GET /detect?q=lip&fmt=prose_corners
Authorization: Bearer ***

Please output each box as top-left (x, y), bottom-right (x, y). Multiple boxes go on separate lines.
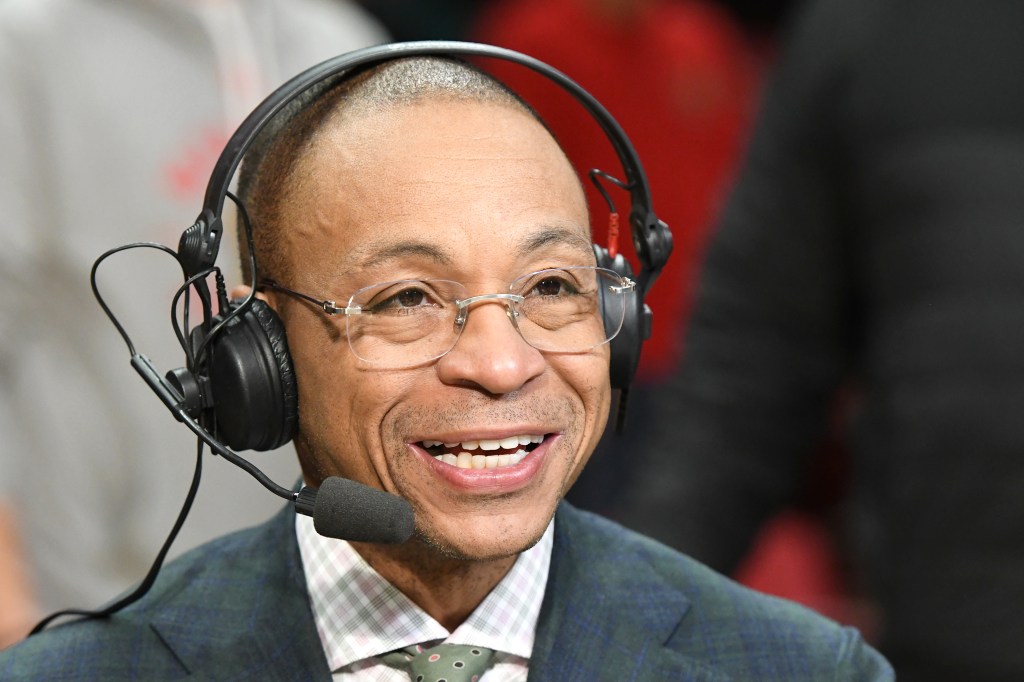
top-left (408, 432), bottom-right (559, 493)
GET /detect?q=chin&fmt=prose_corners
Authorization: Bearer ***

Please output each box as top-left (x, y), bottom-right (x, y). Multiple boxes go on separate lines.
top-left (414, 508), bottom-right (553, 562)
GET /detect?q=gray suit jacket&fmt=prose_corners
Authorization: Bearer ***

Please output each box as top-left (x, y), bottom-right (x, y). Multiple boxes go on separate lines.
top-left (0, 503), bottom-right (892, 680)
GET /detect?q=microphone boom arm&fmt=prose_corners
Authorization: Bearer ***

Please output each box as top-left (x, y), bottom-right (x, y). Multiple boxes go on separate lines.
top-left (131, 353), bottom-right (301, 504)
top-left (129, 353), bottom-right (413, 541)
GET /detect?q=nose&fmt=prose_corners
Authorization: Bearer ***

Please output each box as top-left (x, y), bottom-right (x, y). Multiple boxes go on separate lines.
top-left (435, 297), bottom-right (545, 394)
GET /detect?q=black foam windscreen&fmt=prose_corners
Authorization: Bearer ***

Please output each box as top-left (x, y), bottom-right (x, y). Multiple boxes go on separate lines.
top-left (313, 477), bottom-right (415, 544)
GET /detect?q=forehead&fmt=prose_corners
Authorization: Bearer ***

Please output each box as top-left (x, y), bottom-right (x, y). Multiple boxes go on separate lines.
top-left (281, 98), bottom-right (591, 286)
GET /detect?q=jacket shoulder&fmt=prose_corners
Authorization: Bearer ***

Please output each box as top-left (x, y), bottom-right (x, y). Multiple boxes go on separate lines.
top-left (550, 504), bottom-right (893, 680)
top-left (0, 514), bottom-right (293, 679)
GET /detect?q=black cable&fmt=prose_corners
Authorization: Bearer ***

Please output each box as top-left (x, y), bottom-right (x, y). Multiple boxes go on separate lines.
top-left (228, 189), bottom-right (259, 291)
top-left (90, 242), bottom-right (183, 356)
top-left (189, 190), bottom-right (259, 365)
top-left (588, 168), bottom-right (632, 215)
top-left (168, 399), bottom-right (298, 502)
top-left (34, 240), bottom-right (206, 635)
top-left (170, 266), bottom-right (218, 369)
top-left (30, 436), bottom-right (204, 634)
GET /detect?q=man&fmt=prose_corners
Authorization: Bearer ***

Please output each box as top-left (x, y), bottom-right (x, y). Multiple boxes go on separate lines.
top-left (0, 55), bottom-right (891, 680)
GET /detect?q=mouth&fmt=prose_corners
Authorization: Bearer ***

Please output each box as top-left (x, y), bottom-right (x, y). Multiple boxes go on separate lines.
top-left (418, 434), bottom-right (547, 470)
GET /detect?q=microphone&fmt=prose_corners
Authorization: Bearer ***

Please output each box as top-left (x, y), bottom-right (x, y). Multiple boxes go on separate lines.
top-left (131, 353), bottom-right (415, 544)
top-left (299, 477), bottom-right (415, 544)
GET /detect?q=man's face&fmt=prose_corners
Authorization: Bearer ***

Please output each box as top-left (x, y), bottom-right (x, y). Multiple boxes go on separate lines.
top-left (271, 98), bottom-right (611, 561)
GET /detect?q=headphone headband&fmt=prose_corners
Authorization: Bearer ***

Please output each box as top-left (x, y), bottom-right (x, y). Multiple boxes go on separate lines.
top-left (186, 41), bottom-right (671, 296)
top-left (159, 39), bottom-right (676, 458)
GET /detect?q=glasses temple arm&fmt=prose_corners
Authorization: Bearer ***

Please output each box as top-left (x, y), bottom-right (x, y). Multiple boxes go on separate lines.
top-left (260, 279), bottom-right (345, 314)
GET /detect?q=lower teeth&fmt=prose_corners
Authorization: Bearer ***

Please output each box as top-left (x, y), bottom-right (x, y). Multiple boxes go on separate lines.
top-left (434, 449), bottom-right (529, 469)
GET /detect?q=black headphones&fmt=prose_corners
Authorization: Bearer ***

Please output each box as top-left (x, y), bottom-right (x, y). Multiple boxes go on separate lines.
top-left (175, 41), bottom-right (673, 452)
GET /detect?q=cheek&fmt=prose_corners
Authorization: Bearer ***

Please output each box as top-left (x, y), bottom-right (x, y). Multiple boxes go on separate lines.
top-left (288, 321), bottom-right (423, 483)
top-left (283, 315), bottom-right (366, 471)
top-left (552, 352), bottom-right (612, 445)
top-left (287, 321), bottom-right (345, 422)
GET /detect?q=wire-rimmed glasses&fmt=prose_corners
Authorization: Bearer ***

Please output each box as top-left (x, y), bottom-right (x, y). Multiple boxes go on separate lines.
top-left (262, 266), bottom-right (635, 369)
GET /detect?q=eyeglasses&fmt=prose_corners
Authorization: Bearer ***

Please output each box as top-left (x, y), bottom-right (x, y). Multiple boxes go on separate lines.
top-left (262, 266), bottom-right (635, 369)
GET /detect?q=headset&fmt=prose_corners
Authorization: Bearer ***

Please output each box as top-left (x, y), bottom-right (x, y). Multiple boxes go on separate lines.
top-left (32, 40), bottom-right (673, 635)
top-left (175, 40), bottom-right (673, 452)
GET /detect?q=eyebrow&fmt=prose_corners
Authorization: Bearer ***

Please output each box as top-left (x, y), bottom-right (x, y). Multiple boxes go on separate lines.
top-left (351, 240), bottom-right (453, 270)
top-left (515, 226), bottom-right (593, 258)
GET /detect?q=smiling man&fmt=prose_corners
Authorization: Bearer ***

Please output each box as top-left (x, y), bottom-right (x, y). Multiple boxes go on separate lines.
top-left (258, 74), bottom-right (610, 641)
top-left (0, 55), bottom-right (892, 680)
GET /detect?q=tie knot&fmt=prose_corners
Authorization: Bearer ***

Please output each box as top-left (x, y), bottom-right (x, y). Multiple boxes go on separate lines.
top-left (383, 642), bottom-right (495, 682)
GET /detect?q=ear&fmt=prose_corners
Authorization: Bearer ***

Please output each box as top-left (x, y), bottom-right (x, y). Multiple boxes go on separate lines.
top-left (230, 284), bottom-right (269, 302)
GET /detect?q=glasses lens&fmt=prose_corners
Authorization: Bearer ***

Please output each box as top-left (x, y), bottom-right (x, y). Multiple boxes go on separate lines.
top-left (510, 267), bottom-right (626, 353)
top-left (346, 279), bottom-right (467, 367)
top-left (342, 268), bottom-right (628, 366)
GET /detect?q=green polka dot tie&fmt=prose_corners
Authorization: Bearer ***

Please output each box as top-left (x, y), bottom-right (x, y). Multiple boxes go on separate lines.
top-left (382, 643), bottom-right (495, 682)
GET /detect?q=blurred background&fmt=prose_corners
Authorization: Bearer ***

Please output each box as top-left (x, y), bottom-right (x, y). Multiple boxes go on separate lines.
top-left (5, 1), bottom-right (1024, 680)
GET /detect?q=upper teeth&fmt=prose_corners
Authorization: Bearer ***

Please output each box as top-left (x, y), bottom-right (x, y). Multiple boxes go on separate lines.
top-left (422, 434), bottom-right (545, 470)
top-left (424, 434), bottom-right (543, 451)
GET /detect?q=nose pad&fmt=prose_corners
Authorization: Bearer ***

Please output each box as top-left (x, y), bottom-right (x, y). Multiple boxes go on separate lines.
top-left (457, 299), bottom-right (525, 344)
top-left (452, 293), bottom-right (525, 337)
top-left (505, 303), bottom-right (521, 326)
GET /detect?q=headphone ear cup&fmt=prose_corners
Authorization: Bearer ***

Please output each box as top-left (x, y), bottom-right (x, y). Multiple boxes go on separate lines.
top-left (593, 244), bottom-right (649, 392)
top-left (205, 299), bottom-right (298, 451)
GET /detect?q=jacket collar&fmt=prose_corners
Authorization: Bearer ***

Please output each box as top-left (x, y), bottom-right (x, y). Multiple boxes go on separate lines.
top-left (150, 505), bottom-right (330, 679)
top-left (148, 502), bottom-right (728, 680)
top-left (529, 503), bottom-right (730, 681)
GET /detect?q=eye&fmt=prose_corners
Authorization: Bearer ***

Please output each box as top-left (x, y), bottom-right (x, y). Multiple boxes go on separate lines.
top-left (526, 274), bottom-right (579, 297)
top-left (367, 285), bottom-right (437, 313)
top-left (391, 288), bottom-right (426, 307)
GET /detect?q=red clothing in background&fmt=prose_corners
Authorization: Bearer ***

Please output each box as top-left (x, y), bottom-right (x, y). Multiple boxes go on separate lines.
top-left (473, 0), bottom-right (757, 377)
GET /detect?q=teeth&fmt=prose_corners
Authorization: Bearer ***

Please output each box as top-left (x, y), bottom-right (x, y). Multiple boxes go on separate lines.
top-left (419, 432), bottom-right (548, 458)
top-left (434, 449), bottom-right (533, 470)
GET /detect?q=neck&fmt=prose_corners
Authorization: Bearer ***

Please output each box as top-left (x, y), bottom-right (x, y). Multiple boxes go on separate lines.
top-left (350, 539), bottom-right (518, 632)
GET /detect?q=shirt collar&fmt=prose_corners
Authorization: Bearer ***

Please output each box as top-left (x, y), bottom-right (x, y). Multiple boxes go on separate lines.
top-left (296, 511), bottom-right (554, 673)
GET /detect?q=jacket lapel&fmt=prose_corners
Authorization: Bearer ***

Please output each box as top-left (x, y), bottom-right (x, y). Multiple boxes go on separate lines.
top-left (150, 506), bottom-right (331, 680)
top-left (529, 504), bottom-right (731, 682)
top-left (146, 502), bottom-right (730, 680)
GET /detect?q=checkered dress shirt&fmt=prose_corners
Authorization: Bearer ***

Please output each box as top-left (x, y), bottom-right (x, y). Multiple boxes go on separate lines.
top-left (295, 513), bottom-right (553, 681)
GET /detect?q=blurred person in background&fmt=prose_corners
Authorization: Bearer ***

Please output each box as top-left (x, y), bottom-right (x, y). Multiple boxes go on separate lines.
top-left (0, 0), bottom-right (386, 648)
top-left (470, 0), bottom-right (759, 513)
top-left (617, 0), bottom-right (1024, 679)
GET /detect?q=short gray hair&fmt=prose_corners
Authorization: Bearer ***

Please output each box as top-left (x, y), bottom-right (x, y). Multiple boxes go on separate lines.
top-left (235, 57), bottom-right (542, 284)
